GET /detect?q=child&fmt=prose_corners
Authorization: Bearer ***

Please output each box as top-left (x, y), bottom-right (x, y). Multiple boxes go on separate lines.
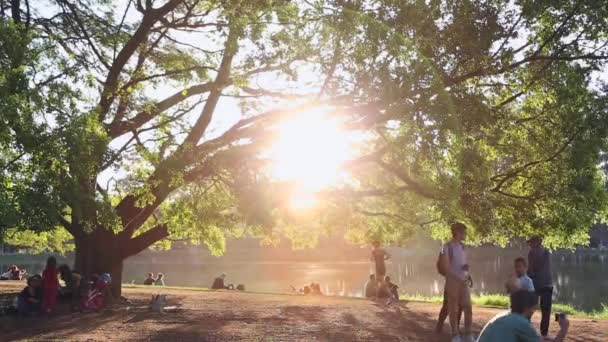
top-left (18, 275), bottom-right (43, 315)
top-left (506, 257), bottom-right (535, 293)
top-left (83, 273), bottom-right (112, 311)
top-left (155, 273), bottom-right (165, 286)
top-left (41, 256), bottom-right (59, 313)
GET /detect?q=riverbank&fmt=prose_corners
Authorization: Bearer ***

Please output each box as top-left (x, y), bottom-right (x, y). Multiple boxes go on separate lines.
top-left (1, 282), bottom-right (606, 341)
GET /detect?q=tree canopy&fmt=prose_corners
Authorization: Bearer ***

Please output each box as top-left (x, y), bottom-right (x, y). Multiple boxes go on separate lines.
top-left (1, 0), bottom-right (608, 264)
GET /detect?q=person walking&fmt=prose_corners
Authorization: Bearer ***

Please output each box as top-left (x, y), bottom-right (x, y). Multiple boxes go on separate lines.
top-left (527, 236), bottom-right (553, 338)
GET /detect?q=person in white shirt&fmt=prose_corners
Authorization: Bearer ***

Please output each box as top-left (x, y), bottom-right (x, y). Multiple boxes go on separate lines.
top-left (439, 223), bottom-right (474, 342)
top-left (506, 257), bottom-right (535, 293)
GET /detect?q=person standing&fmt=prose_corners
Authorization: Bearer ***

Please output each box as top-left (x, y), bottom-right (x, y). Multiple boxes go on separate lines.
top-left (527, 236), bottom-right (553, 338)
top-left (370, 241), bottom-right (390, 280)
top-left (41, 256), bottom-right (59, 313)
top-left (439, 223), bottom-right (474, 342)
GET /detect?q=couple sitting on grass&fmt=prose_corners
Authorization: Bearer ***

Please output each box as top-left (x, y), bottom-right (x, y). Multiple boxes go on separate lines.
top-left (143, 272), bottom-right (165, 286)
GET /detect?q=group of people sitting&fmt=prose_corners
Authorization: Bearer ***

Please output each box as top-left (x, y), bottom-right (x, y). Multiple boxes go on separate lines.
top-left (0, 265), bottom-right (27, 281)
top-left (9, 256), bottom-right (113, 316)
top-left (366, 241), bottom-right (399, 304)
top-left (364, 274), bottom-right (399, 304)
top-left (143, 272), bottom-right (165, 286)
top-left (295, 282), bottom-right (323, 296)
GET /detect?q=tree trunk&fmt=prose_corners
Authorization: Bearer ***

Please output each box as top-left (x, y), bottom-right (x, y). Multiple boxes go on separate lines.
top-left (72, 224), bottom-right (168, 297)
top-left (73, 231), bottom-right (124, 297)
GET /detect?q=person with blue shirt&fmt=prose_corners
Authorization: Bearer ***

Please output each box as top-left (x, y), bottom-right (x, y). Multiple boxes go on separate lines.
top-left (506, 257), bottom-right (535, 293)
top-left (477, 290), bottom-right (569, 342)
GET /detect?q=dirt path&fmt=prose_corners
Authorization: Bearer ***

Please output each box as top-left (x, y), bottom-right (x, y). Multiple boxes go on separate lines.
top-left (0, 282), bottom-right (606, 341)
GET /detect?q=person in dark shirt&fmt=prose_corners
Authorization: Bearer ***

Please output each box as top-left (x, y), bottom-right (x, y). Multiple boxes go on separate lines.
top-left (384, 276), bottom-right (399, 304)
top-left (527, 236), bottom-right (553, 338)
top-left (18, 275), bottom-right (43, 315)
top-left (211, 273), bottom-right (233, 290)
top-left (143, 273), bottom-right (155, 285)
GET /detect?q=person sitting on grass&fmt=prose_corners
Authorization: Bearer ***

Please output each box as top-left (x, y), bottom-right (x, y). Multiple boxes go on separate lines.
top-left (17, 275), bottom-right (43, 315)
top-left (302, 285), bottom-right (311, 295)
top-left (211, 273), bottom-right (233, 290)
top-left (10, 266), bottom-right (26, 280)
top-left (143, 272), bottom-right (155, 285)
top-left (477, 290), bottom-right (569, 342)
top-left (155, 273), bottom-right (165, 286)
top-left (82, 273), bottom-right (113, 311)
top-left (384, 276), bottom-right (399, 304)
top-left (311, 283), bottom-right (323, 295)
top-left (0, 265), bottom-right (17, 280)
top-left (364, 274), bottom-right (377, 298)
top-left (506, 257), bottom-right (535, 293)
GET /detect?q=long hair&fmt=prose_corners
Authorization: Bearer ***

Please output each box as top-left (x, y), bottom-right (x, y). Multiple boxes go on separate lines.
top-left (59, 264), bottom-right (72, 281)
top-left (45, 256), bottom-right (57, 270)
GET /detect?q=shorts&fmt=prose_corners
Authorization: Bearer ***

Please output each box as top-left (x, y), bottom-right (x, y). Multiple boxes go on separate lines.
top-left (445, 276), bottom-right (471, 309)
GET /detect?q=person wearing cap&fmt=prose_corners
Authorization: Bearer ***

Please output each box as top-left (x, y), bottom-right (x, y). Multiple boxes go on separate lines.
top-left (477, 290), bottom-right (569, 342)
top-left (527, 236), bottom-right (553, 337)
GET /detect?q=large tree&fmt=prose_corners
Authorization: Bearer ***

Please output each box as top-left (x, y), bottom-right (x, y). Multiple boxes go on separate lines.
top-left (2, 0), bottom-right (608, 295)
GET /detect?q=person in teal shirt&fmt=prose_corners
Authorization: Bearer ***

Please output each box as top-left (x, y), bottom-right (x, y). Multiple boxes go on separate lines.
top-left (477, 290), bottom-right (569, 342)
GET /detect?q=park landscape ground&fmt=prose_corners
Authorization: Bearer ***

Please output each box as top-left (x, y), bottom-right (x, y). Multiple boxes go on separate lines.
top-left (0, 282), bottom-right (606, 342)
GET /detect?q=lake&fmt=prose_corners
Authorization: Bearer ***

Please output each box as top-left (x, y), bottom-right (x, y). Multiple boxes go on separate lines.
top-left (4, 248), bottom-right (606, 312)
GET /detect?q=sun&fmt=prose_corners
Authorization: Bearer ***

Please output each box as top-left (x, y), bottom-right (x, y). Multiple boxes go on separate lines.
top-left (268, 106), bottom-right (358, 209)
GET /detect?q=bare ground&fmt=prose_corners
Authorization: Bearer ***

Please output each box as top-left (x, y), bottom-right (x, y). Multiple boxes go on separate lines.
top-left (0, 281), bottom-right (605, 342)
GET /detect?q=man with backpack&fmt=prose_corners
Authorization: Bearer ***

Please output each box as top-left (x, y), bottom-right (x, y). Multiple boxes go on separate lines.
top-left (437, 222), bottom-right (474, 342)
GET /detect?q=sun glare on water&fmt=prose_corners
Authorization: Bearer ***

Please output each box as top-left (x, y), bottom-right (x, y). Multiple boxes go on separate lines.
top-left (269, 107), bottom-right (358, 209)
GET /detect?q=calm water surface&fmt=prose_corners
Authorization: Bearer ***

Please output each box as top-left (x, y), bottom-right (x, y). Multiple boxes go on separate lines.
top-left (4, 252), bottom-right (607, 311)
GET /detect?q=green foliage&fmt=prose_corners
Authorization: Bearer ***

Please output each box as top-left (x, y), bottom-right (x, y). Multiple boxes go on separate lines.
top-left (3, 0), bottom-right (608, 258)
top-left (3, 227), bottom-right (74, 254)
top-left (400, 293), bottom-right (608, 319)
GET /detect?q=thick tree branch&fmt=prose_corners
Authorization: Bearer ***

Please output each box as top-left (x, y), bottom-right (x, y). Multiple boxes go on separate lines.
top-left (181, 24), bottom-right (240, 146)
top-left (122, 223), bottom-right (168, 258)
top-left (107, 81), bottom-right (214, 137)
top-left (375, 160), bottom-right (443, 200)
top-left (99, 0), bottom-right (183, 120)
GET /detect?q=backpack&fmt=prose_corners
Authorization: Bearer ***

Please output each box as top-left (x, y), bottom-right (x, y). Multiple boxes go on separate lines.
top-left (436, 243), bottom-right (454, 276)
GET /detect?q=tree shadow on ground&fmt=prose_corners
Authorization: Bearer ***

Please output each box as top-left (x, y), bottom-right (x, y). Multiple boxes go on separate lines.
top-left (280, 305), bottom-right (325, 322)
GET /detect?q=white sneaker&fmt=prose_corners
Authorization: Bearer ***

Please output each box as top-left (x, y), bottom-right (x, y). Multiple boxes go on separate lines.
top-left (450, 336), bottom-right (463, 342)
top-left (463, 335), bottom-right (476, 342)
